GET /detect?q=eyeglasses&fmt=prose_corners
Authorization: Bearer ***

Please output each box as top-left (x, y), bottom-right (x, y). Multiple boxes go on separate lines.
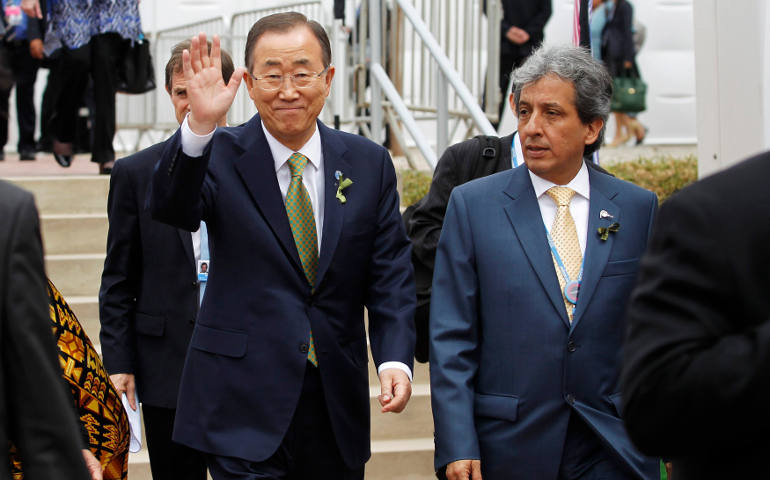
top-left (249, 65), bottom-right (330, 91)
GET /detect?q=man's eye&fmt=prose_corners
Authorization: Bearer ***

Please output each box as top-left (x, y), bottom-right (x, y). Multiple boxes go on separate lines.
top-left (265, 75), bottom-right (283, 81)
top-left (293, 73), bottom-right (312, 80)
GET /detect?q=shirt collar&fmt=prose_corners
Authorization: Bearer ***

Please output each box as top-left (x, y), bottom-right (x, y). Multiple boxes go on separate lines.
top-left (529, 161), bottom-right (591, 200)
top-left (261, 121), bottom-right (323, 172)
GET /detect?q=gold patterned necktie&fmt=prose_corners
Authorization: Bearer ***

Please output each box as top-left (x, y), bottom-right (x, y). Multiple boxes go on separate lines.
top-left (546, 186), bottom-right (583, 322)
top-left (286, 152), bottom-right (319, 366)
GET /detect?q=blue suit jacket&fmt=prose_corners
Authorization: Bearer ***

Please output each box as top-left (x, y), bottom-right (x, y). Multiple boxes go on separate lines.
top-left (150, 116), bottom-right (416, 468)
top-left (429, 164), bottom-right (658, 479)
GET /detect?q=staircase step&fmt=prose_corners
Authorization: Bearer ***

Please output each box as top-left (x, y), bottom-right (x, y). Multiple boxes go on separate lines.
top-left (369, 438), bottom-right (435, 479)
top-left (41, 214), bottom-right (108, 255)
top-left (46, 253), bottom-right (104, 298)
top-left (64, 296), bottom-right (101, 341)
top-left (7, 176), bottom-right (110, 215)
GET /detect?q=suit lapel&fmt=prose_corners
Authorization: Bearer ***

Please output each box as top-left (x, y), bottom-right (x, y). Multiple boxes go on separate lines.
top-left (315, 122), bottom-right (350, 289)
top-left (503, 168), bottom-right (571, 328)
top-left (571, 169), bottom-right (621, 329)
top-left (232, 116), bottom-right (303, 274)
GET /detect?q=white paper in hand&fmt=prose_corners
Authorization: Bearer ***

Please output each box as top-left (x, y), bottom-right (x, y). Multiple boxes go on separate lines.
top-left (121, 391), bottom-right (142, 453)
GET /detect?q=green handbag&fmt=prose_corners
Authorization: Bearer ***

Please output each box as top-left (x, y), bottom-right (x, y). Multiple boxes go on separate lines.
top-left (611, 68), bottom-right (647, 113)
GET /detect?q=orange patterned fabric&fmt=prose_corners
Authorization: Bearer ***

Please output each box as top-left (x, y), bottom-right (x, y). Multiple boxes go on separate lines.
top-left (9, 280), bottom-right (129, 479)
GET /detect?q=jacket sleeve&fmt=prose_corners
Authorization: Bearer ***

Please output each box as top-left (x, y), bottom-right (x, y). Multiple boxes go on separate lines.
top-left (4, 192), bottom-right (89, 480)
top-left (523, 0), bottom-right (552, 37)
top-left (99, 159), bottom-right (141, 375)
top-left (621, 188), bottom-right (770, 456)
top-left (366, 147), bottom-right (416, 371)
top-left (429, 188), bottom-right (481, 469)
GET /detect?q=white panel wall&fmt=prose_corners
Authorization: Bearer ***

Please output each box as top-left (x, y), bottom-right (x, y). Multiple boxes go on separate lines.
top-left (544, 0), bottom-right (697, 145)
top-left (694, 0), bottom-right (769, 177)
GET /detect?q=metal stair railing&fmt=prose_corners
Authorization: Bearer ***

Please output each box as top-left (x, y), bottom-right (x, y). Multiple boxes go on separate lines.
top-left (360, 0), bottom-right (500, 169)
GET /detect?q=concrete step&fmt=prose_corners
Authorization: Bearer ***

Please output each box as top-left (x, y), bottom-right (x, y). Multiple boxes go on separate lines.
top-left (7, 175), bottom-right (110, 215)
top-left (66, 296), bottom-right (101, 342)
top-left (46, 253), bottom-right (104, 298)
top-left (125, 440), bottom-right (434, 480)
top-left (40, 214), bottom-right (108, 255)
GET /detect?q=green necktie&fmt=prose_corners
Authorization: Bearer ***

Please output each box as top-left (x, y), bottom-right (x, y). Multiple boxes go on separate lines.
top-left (285, 152), bottom-right (319, 366)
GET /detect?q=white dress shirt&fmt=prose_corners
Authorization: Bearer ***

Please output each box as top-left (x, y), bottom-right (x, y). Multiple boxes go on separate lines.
top-left (179, 115), bottom-right (412, 381)
top-left (529, 162), bottom-right (590, 255)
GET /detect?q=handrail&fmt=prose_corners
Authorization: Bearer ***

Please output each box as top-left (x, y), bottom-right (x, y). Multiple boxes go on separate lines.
top-left (393, 0), bottom-right (496, 137)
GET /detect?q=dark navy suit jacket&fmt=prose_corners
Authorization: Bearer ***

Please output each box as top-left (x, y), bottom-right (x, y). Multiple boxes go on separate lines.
top-left (429, 164), bottom-right (659, 479)
top-left (99, 140), bottom-right (199, 409)
top-left (150, 115), bottom-right (415, 468)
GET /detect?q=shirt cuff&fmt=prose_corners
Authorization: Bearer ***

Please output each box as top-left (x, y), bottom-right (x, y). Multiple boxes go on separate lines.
top-left (377, 361), bottom-right (413, 382)
top-left (181, 113), bottom-right (216, 157)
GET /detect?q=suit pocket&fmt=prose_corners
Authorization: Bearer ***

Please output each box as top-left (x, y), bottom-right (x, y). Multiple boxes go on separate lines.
top-left (190, 324), bottom-right (248, 358)
top-left (474, 392), bottom-right (519, 422)
top-left (602, 258), bottom-right (639, 277)
top-left (135, 313), bottom-right (165, 337)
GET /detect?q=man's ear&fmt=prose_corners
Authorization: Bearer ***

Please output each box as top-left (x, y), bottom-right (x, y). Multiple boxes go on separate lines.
top-left (508, 92), bottom-right (516, 115)
top-left (584, 117), bottom-right (604, 146)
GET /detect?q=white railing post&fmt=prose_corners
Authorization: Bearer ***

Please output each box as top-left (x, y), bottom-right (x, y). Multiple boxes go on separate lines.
top-left (368, 0), bottom-right (383, 143)
top-left (437, 69), bottom-right (448, 157)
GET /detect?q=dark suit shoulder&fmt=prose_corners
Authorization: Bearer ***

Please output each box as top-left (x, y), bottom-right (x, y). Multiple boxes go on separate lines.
top-left (115, 140), bottom-right (169, 173)
top-left (0, 179), bottom-right (34, 213)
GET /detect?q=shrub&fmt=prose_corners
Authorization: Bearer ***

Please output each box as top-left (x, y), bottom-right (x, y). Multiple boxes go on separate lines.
top-left (398, 154), bottom-right (697, 207)
top-left (604, 155), bottom-right (697, 203)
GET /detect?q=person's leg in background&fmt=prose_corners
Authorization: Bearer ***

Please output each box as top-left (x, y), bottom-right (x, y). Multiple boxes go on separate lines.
top-left (49, 44), bottom-right (90, 168)
top-left (89, 33), bottom-right (122, 174)
top-left (11, 40), bottom-right (40, 160)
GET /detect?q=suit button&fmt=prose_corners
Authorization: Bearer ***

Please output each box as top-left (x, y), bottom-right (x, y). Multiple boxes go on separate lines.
top-left (299, 343), bottom-right (309, 354)
top-left (192, 281), bottom-right (198, 287)
top-left (567, 341), bottom-right (577, 353)
top-left (566, 394), bottom-right (575, 405)
top-left (189, 317), bottom-right (195, 324)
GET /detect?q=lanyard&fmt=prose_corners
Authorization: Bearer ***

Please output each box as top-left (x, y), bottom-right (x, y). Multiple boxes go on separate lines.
top-left (544, 227), bottom-right (584, 309)
top-left (511, 132), bottom-right (520, 168)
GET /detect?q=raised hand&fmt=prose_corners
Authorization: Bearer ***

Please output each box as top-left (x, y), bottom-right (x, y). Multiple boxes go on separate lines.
top-left (183, 32), bottom-right (245, 135)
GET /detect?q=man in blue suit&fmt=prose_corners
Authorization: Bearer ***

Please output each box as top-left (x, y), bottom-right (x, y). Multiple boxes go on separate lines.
top-left (430, 45), bottom-right (659, 480)
top-left (150, 12), bottom-right (415, 480)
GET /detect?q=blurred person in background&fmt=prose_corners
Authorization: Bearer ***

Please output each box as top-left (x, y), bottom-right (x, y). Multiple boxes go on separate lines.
top-left (601, 0), bottom-right (646, 146)
top-left (99, 39), bottom-right (234, 480)
top-left (0, 178), bottom-right (93, 480)
top-left (22, 0), bottom-right (142, 173)
top-left (0, 0), bottom-right (40, 161)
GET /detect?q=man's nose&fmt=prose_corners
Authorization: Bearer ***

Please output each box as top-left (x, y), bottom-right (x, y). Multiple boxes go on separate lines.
top-left (277, 76), bottom-right (299, 97)
top-left (522, 111), bottom-right (543, 135)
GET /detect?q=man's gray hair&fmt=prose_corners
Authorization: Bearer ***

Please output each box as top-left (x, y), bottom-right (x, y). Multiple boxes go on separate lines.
top-left (511, 44), bottom-right (612, 156)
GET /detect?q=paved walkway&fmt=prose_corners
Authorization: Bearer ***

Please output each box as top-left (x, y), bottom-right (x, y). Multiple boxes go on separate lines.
top-left (0, 152), bottom-right (103, 177)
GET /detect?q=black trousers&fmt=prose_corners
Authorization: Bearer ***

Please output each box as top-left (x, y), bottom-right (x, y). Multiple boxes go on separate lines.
top-left (48, 33), bottom-right (122, 163)
top-left (0, 40), bottom-right (40, 152)
top-left (142, 405), bottom-right (208, 480)
top-left (207, 365), bottom-right (364, 480)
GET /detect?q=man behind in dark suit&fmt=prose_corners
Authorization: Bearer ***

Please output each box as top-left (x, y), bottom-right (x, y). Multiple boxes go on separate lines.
top-left (98, 40), bottom-right (234, 480)
top-left (149, 12), bottom-right (415, 480)
top-left (430, 45), bottom-right (659, 480)
top-left (494, 0), bottom-right (552, 122)
top-left (621, 151), bottom-right (770, 479)
top-left (0, 179), bottom-right (91, 480)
